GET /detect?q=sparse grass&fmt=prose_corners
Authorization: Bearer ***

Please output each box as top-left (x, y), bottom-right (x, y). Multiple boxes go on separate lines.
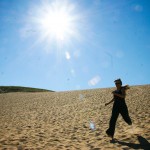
top-left (0, 86), bottom-right (54, 93)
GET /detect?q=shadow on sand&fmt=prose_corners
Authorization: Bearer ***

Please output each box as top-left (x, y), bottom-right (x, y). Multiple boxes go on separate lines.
top-left (111, 136), bottom-right (150, 150)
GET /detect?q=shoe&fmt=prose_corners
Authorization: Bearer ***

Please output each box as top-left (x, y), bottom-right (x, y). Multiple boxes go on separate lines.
top-left (128, 122), bottom-right (132, 125)
top-left (110, 138), bottom-right (117, 143)
top-left (106, 130), bottom-right (113, 139)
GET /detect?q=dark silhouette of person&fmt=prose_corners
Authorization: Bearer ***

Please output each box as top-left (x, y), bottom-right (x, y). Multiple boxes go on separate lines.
top-left (105, 79), bottom-right (132, 139)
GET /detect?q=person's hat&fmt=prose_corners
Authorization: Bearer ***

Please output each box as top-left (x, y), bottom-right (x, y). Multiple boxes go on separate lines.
top-left (114, 78), bottom-right (122, 85)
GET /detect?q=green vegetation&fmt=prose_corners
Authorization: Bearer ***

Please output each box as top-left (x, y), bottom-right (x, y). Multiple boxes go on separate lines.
top-left (0, 86), bottom-right (54, 93)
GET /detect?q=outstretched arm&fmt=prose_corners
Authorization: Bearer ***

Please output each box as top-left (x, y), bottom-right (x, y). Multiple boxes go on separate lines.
top-left (105, 98), bottom-right (114, 106)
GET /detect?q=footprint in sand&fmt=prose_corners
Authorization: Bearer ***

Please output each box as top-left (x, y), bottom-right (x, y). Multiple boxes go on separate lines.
top-left (125, 125), bottom-right (142, 135)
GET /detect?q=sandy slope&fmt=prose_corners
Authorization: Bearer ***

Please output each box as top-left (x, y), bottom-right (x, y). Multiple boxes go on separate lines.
top-left (0, 85), bottom-right (150, 150)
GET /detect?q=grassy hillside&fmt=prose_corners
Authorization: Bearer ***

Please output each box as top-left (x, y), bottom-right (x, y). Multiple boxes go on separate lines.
top-left (0, 86), bottom-right (54, 93)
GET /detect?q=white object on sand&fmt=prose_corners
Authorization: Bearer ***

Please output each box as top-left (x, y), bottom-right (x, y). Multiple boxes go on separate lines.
top-left (79, 94), bottom-right (84, 100)
top-left (90, 121), bottom-right (95, 130)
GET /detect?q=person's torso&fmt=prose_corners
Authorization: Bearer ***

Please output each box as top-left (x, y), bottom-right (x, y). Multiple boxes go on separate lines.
top-left (114, 88), bottom-right (125, 105)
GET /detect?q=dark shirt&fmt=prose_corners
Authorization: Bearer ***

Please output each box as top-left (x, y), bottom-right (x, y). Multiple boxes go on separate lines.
top-left (114, 88), bottom-right (125, 106)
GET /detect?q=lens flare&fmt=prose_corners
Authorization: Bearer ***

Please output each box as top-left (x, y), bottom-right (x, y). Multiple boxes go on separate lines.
top-left (79, 94), bottom-right (84, 100)
top-left (90, 121), bottom-right (95, 130)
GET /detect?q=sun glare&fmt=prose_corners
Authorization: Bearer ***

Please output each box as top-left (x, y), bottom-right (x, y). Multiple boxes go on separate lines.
top-left (41, 9), bottom-right (71, 41)
top-left (28, 0), bottom-right (81, 46)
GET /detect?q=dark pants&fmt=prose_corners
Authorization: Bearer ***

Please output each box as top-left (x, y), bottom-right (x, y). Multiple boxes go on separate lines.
top-left (106, 101), bottom-right (132, 137)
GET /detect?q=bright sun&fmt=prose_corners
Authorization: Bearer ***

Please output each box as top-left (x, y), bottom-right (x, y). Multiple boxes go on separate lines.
top-left (41, 11), bottom-right (71, 41)
top-left (28, 0), bottom-right (80, 46)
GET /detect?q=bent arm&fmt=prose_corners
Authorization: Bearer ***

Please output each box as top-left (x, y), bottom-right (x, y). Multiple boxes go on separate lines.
top-left (105, 98), bottom-right (114, 106)
top-left (113, 89), bottom-right (126, 99)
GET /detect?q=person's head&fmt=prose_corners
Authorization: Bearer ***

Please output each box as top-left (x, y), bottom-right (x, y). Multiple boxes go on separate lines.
top-left (114, 78), bottom-right (122, 89)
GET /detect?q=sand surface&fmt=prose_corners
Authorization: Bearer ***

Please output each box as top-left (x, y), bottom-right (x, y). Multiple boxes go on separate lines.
top-left (0, 85), bottom-right (150, 150)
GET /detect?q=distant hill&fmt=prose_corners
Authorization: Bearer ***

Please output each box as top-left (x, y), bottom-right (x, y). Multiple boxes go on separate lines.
top-left (0, 86), bottom-right (54, 93)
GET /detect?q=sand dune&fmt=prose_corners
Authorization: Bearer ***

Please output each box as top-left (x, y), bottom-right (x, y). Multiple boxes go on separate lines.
top-left (0, 85), bottom-right (150, 150)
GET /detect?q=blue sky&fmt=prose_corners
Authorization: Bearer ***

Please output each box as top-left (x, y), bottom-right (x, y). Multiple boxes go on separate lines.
top-left (0, 0), bottom-right (150, 91)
